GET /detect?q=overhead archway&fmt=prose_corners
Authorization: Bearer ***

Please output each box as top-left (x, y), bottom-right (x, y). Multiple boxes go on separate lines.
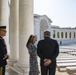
top-left (40, 19), bottom-right (48, 39)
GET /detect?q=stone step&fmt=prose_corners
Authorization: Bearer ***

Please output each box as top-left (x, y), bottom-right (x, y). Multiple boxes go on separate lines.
top-left (7, 62), bottom-right (24, 74)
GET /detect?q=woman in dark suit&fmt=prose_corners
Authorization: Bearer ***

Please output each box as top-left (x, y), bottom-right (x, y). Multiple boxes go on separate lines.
top-left (26, 35), bottom-right (39, 75)
top-left (37, 31), bottom-right (59, 75)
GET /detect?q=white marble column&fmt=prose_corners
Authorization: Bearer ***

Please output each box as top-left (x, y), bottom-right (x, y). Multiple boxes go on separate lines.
top-left (71, 31), bottom-right (74, 39)
top-left (67, 32), bottom-right (70, 39)
top-left (60, 32), bottom-right (62, 39)
top-left (63, 32), bottom-right (65, 39)
top-left (55, 31), bottom-right (57, 39)
top-left (50, 29), bottom-right (53, 38)
top-left (18, 0), bottom-right (34, 67)
top-left (9, 0), bottom-right (19, 61)
top-left (0, 0), bottom-right (9, 25)
top-left (0, 0), bottom-right (9, 53)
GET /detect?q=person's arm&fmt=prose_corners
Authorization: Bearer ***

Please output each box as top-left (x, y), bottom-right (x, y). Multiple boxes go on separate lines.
top-left (50, 41), bottom-right (59, 61)
top-left (3, 55), bottom-right (9, 59)
top-left (37, 41), bottom-right (45, 61)
top-left (27, 43), bottom-right (36, 56)
top-left (0, 39), bottom-right (5, 59)
top-left (44, 41), bottom-right (59, 66)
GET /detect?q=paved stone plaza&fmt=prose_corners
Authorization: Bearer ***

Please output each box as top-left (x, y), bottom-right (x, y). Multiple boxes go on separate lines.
top-left (5, 67), bottom-right (69, 75)
top-left (5, 44), bottom-right (76, 75)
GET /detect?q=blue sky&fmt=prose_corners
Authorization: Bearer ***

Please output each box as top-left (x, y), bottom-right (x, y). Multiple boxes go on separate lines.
top-left (34, 0), bottom-right (76, 28)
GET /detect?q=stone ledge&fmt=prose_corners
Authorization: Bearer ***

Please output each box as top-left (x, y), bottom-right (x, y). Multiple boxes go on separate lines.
top-left (7, 61), bottom-right (29, 75)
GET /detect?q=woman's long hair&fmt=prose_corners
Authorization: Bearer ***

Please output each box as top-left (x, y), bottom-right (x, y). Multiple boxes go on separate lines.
top-left (26, 35), bottom-right (33, 47)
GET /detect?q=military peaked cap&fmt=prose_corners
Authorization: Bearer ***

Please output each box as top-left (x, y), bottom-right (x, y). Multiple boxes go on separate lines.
top-left (0, 26), bottom-right (6, 31)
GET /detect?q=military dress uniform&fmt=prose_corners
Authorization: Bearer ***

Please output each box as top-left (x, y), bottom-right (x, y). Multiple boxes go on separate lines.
top-left (0, 26), bottom-right (8, 75)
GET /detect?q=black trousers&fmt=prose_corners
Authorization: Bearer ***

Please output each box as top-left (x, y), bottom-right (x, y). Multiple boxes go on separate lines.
top-left (40, 65), bottom-right (56, 75)
top-left (0, 66), bottom-right (6, 75)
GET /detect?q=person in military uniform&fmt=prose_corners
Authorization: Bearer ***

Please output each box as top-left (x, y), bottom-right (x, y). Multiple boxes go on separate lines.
top-left (0, 26), bottom-right (9, 75)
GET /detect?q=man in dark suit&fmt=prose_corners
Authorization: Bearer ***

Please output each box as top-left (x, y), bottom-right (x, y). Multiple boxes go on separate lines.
top-left (37, 30), bottom-right (59, 75)
top-left (0, 26), bottom-right (9, 75)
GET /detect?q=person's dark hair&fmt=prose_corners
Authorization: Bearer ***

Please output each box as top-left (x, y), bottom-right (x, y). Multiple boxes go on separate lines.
top-left (44, 31), bottom-right (50, 37)
top-left (26, 35), bottom-right (33, 47)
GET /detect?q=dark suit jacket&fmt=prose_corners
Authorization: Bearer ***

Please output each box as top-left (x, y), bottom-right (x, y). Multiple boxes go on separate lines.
top-left (37, 37), bottom-right (59, 68)
top-left (0, 36), bottom-right (7, 67)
